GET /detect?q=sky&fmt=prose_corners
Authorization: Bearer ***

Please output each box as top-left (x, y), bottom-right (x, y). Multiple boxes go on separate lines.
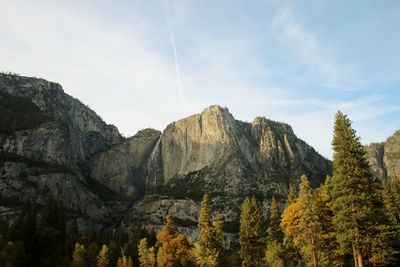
top-left (0, 0), bottom-right (399, 158)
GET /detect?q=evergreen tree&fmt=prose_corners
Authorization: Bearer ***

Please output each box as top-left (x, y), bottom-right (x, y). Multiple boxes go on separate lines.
top-left (380, 176), bottom-right (400, 263)
top-left (328, 111), bottom-right (388, 266)
top-left (267, 197), bottom-right (283, 243)
top-left (97, 244), bottom-right (110, 267)
top-left (286, 185), bottom-right (298, 207)
top-left (192, 193), bottom-right (224, 266)
top-left (117, 255), bottom-right (133, 267)
top-left (71, 242), bottom-right (87, 267)
top-left (382, 176), bottom-right (400, 225)
top-left (264, 197), bottom-right (285, 267)
top-left (264, 241), bottom-right (285, 267)
top-left (156, 211), bottom-right (192, 267)
top-left (239, 196), bottom-right (264, 267)
top-left (282, 186), bottom-right (303, 267)
top-left (138, 238), bottom-right (155, 267)
top-left (281, 175), bottom-right (336, 267)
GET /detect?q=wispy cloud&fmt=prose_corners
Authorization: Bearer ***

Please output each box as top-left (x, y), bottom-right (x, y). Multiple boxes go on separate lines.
top-left (272, 7), bottom-right (362, 90)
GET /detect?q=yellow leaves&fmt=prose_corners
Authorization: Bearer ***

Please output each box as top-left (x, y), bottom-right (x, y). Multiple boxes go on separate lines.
top-left (280, 200), bottom-right (301, 238)
top-left (156, 213), bottom-right (192, 267)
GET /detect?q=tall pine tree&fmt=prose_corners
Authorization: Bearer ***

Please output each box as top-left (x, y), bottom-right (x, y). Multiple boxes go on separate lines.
top-left (239, 196), bottom-right (264, 267)
top-left (192, 193), bottom-right (223, 267)
top-left (328, 111), bottom-right (386, 267)
top-left (264, 197), bottom-right (285, 267)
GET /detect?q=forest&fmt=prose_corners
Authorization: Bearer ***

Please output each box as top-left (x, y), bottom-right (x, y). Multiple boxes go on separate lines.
top-left (0, 111), bottom-right (399, 267)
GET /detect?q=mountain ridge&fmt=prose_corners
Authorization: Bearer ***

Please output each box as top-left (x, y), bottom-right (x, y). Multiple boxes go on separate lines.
top-left (0, 73), bottom-right (332, 243)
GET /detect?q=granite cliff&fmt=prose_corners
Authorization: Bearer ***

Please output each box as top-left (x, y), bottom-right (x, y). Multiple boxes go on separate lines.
top-left (0, 73), bottom-right (332, 242)
top-left (366, 130), bottom-right (400, 181)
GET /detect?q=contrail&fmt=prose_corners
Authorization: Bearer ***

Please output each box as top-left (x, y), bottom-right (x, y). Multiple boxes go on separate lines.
top-left (163, 0), bottom-right (186, 109)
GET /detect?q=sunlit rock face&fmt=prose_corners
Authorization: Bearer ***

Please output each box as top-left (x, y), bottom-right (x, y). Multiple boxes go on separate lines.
top-left (0, 73), bottom-right (332, 242)
top-left (366, 130), bottom-right (400, 180)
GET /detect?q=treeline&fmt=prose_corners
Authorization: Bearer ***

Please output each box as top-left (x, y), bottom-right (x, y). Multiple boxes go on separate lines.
top-left (0, 111), bottom-right (399, 266)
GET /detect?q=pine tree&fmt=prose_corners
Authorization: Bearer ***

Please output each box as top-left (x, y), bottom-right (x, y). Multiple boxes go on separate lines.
top-left (382, 176), bottom-right (400, 225)
top-left (192, 194), bottom-right (223, 267)
top-left (97, 244), bottom-right (110, 267)
top-left (328, 111), bottom-right (386, 267)
top-left (281, 175), bottom-right (336, 267)
top-left (117, 255), bottom-right (133, 267)
top-left (264, 241), bottom-right (285, 267)
top-left (267, 197), bottom-right (282, 243)
top-left (156, 211), bottom-right (192, 267)
top-left (264, 197), bottom-right (285, 267)
top-left (286, 185), bottom-right (298, 207)
top-left (71, 243), bottom-right (86, 267)
top-left (239, 196), bottom-right (264, 267)
top-left (380, 177), bottom-right (400, 264)
top-left (138, 238), bottom-right (155, 267)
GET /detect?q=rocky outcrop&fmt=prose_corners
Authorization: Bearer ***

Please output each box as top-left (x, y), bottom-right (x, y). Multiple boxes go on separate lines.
top-left (0, 74), bottom-right (122, 164)
top-left (366, 130), bottom-right (400, 180)
top-left (88, 129), bottom-right (161, 198)
top-left (125, 105), bottom-right (332, 240)
top-left (0, 74), bottom-right (125, 225)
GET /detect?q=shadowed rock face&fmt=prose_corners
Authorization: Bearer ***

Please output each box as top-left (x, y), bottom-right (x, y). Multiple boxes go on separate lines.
top-left (366, 130), bottom-right (400, 180)
top-left (0, 73), bottom-right (332, 242)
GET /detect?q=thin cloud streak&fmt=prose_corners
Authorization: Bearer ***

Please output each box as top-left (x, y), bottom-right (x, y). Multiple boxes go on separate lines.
top-left (163, 0), bottom-right (186, 110)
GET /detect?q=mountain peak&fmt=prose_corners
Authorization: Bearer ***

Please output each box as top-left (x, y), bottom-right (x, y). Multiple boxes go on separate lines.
top-left (201, 105), bottom-right (230, 115)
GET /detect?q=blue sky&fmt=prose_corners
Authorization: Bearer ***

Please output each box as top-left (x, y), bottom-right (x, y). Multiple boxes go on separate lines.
top-left (0, 0), bottom-right (399, 158)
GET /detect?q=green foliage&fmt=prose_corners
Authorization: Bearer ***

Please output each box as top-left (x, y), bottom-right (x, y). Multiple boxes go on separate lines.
top-left (192, 193), bottom-right (224, 266)
top-left (267, 197), bottom-right (283, 243)
top-left (281, 175), bottom-right (337, 267)
top-left (264, 241), bottom-right (285, 267)
top-left (382, 176), bottom-right (400, 225)
top-left (239, 196), bottom-right (265, 267)
top-left (328, 111), bottom-right (392, 265)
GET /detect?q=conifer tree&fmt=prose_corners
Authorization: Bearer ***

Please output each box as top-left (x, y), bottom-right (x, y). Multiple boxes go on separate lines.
top-left (192, 193), bottom-right (223, 267)
top-left (97, 244), bottom-right (110, 267)
top-left (117, 255), bottom-right (133, 267)
top-left (286, 185), bottom-right (298, 207)
top-left (264, 197), bottom-right (285, 267)
top-left (71, 243), bottom-right (86, 267)
top-left (264, 241), bottom-right (285, 267)
top-left (382, 176), bottom-right (400, 225)
top-left (156, 211), bottom-right (192, 267)
top-left (328, 111), bottom-right (386, 266)
top-left (138, 238), bottom-right (155, 267)
top-left (239, 196), bottom-right (264, 267)
top-left (267, 197), bottom-right (282, 243)
top-left (281, 175), bottom-right (336, 267)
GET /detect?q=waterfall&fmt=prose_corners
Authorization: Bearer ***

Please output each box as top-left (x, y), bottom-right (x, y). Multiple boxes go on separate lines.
top-left (146, 135), bottom-right (161, 194)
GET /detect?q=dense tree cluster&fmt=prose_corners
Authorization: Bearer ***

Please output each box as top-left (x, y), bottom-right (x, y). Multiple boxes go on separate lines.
top-left (0, 110), bottom-right (399, 266)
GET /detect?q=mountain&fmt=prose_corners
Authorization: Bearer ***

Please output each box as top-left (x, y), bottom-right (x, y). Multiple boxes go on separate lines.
top-left (0, 73), bottom-right (331, 242)
top-left (366, 130), bottom-right (400, 180)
